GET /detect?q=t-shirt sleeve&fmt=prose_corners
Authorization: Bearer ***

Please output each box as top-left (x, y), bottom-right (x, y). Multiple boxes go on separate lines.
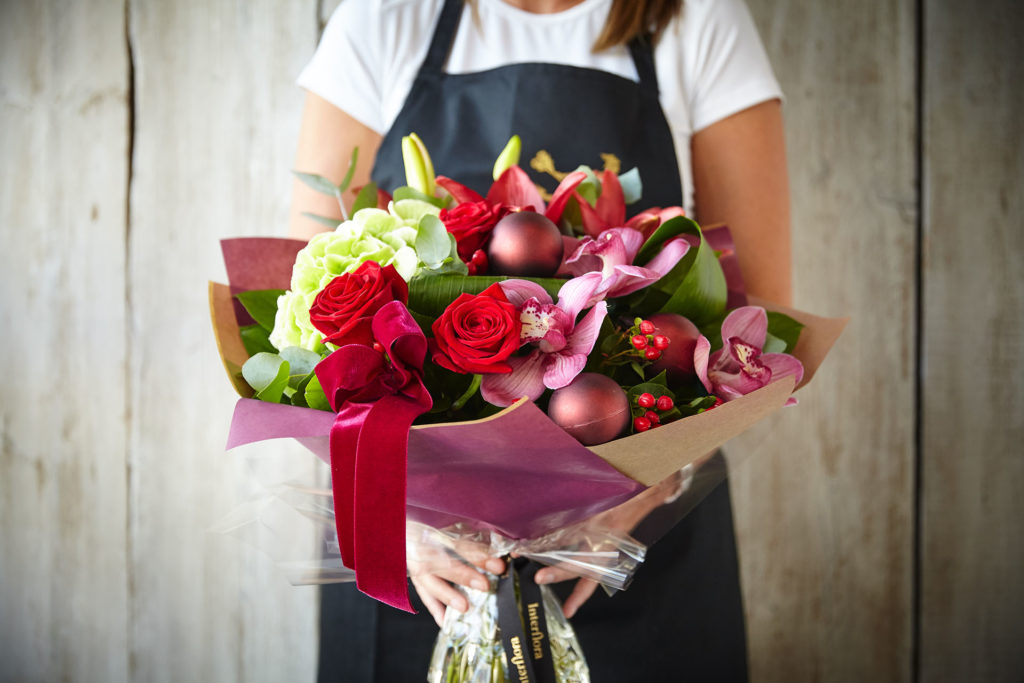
top-left (296, 0), bottom-right (385, 133)
top-left (683, 0), bottom-right (782, 133)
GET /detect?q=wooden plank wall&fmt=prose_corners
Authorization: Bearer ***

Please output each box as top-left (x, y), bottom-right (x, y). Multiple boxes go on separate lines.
top-left (735, 1), bottom-right (917, 681)
top-left (125, 1), bottom-right (319, 681)
top-left (0, 1), bottom-right (1020, 681)
top-left (919, 0), bottom-right (1024, 680)
top-left (0, 2), bottom-right (130, 681)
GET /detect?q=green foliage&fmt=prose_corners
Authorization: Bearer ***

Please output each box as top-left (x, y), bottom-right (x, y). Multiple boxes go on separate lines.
top-left (236, 289), bottom-right (285, 331)
top-left (393, 186), bottom-right (447, 209)
top-left (637, 216), bottom-right (727, 325)
top-left (242, 352), bottom-right (290, 403)
top-left (351, 182), bottom-right (379, 214)
top-left (303, 373), bottom-right (332, 411)
top-left (239, 324), bottom-right (276, 356)
top-left (765, 311), bottom-right (805, 353)
top-left (618, 167), bottom-right (642, 204)
top-left (407, 274), bottom-right (564, 317)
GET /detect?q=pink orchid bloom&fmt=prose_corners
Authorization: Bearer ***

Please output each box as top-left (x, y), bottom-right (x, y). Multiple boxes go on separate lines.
top-left (695, 306), bottom-right (804, 403)
top-left (480, 274), bottom-right (608, 406)
top-left (564, 227), bottom-right (690, 305)
top-left (436, 166), bottom-right (589, 225)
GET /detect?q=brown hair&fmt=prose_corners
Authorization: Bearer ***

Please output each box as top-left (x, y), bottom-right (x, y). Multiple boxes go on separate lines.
top-left (593, 0), bottom-right (684, 51)
top-left (466, 1), bottom-right (684, 52)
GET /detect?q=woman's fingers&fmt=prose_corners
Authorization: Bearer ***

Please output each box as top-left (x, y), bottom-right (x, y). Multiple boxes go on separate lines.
top-left (561, 579), bottom-right (599, 619)
top-left (533, 565), bottom-right (579, 585)
top-left (411, 574), bottom-right (468, 627)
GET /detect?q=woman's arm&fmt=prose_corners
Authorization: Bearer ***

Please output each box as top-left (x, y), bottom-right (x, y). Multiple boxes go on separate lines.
top-left (691, 99), bottom-right (792, 305)
top-left (288, 92), bottom-right (384, 240)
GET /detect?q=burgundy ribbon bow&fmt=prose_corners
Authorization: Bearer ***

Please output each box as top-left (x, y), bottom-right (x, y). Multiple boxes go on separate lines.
top-left (315, 300), bottom-right (432, 612)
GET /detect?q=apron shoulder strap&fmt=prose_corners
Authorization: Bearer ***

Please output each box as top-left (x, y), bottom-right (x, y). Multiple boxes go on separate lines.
top-left (628, 33), bottom-right (661, 97)
top-left (418, 0), bottom-right (464, 78)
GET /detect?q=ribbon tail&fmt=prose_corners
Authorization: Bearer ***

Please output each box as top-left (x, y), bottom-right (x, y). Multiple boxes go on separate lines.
top-left (352, 394), bottom-right (427, 612)
top-left (328, 403), bottom-right (372, 572)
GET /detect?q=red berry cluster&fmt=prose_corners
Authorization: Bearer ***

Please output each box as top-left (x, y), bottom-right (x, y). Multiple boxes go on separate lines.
top-left (632, 392), bottom-right (675, 432)
top-left (629, 318), bottom-right (670, 361)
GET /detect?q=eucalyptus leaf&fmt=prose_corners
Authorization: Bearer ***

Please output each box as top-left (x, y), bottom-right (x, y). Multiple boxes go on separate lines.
top-left (304, 374), bottom-right (333, 412)
top-left (236, 289), bottom-right (286, 331)
top-left (618, 168), bottom-right (643, 204)
top-left (416, 214), bottom-right (451, 268)
top-left (293, 170), bottom-right (340, 197)
top-left (280, 346), bottom-right (322, 384)
top-left (301, 211), bottom-right (342, 229)
top-left (242, 352), bottom-right (290, 403)
top-left (239, 324), bottom-right (277, 356)
top-left (351, 181), bottom-right (379, 214)
top-left (338, 147), bottom-right (359, 194)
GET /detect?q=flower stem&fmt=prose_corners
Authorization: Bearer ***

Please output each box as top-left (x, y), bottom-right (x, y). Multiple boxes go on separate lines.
top-left (451, 374), bottom-right (482, 411)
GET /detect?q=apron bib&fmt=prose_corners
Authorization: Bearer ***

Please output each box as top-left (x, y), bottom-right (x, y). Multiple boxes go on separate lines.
top-left (370, 0), bottom-right (683, 210)
top-left (320, 3), bottom-right (747, 680)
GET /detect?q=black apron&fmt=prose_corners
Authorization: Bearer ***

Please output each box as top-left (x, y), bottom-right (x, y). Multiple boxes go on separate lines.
top-left (319, 2), bottom-right (748, 681)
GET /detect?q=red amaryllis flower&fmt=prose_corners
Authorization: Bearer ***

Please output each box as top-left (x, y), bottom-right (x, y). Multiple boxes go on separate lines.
top-left (438, 200), bottom-right (511, 262)
top-left (309, 261), bottom-right (408, 347)
top-left (430, 283), bottom-right (522, 375)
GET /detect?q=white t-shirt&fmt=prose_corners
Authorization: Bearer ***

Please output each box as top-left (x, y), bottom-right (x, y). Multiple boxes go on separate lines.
top-left (298, 0), bottom-right (781, 214)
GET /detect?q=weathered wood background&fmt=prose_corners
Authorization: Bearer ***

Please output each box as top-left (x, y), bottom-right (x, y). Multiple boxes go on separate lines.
top-left (1, 0), bottom-right (1021, 681)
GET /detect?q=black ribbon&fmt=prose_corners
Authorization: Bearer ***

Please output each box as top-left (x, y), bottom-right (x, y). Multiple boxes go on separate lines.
top-left (496, 559), bottom-right (557, 683)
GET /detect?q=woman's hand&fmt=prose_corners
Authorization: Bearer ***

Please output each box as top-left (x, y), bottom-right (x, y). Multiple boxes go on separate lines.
top-left (408, 540), bottom-right (506, 626)
top-left (533, 472), bottom-right (686, 617)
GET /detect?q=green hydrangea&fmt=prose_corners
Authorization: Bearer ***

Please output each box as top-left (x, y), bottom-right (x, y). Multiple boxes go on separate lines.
top-left (269, 199), bottom-right (439, 352)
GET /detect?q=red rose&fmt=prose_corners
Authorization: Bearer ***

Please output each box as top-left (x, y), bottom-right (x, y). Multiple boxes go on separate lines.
top-left (309, 261), bottom-right (408, 347)
top-left (439, 201), bottom-right (510, 262)
top-left (431, 283), bottom-right (521, 374)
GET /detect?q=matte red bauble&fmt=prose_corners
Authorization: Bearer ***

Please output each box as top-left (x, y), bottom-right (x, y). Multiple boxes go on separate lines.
top-left (547, 373), bottom-right (630, 446)
top-left (486, 211), bottom-right (563, 277)
top-left (648, 313), bottom-right (701, 380)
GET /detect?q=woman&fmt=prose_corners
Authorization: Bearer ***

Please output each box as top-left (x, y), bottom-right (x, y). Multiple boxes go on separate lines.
top-left (291, 1), bottom-right (790, 680)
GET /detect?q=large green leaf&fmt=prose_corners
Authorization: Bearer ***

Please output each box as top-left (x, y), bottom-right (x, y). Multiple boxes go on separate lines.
top-left (640, 217), bottom-right (727, 326)
top-left (407, 274), bottom-right (564, 317)
top-left (241, 352), bottom-right (290, 403)
top-left (236, 289), bottom-right (285, 331)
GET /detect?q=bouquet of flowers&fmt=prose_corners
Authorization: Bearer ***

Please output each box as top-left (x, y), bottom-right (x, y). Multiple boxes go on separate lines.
top-left (210, 134), bottom-right (845, 682)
